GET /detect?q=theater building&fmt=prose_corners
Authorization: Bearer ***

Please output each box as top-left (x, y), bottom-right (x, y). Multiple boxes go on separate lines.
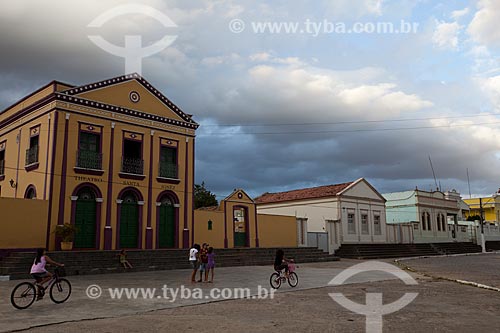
top-left (0, 73), bottom-right (198, 250)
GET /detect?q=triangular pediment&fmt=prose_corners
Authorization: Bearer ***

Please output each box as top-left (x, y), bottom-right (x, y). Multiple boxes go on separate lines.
top-left (224, 189), bottom-right (255, 204)
top-left (339, 178), bottom-right (386, 202)
top-left (62, 74), bottom-right (197, 126)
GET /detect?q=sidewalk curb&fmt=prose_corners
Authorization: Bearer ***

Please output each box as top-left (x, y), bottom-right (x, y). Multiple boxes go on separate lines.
top-left (394, 253), bottom-right (500, 293)
top-left (394, 250), bottom-right (500, 262)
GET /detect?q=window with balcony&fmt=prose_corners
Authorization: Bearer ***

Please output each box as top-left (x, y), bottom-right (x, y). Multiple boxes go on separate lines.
top-left (121, 139), bottom-right (144, 175)
top-left (77, 132), bottom-right (102, 170)
top-left (25, 135), bottom-right (39, 167)
top-left (159, 146), bottom-right (178, 179)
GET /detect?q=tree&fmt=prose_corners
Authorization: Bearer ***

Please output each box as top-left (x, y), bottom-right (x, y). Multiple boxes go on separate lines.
top-left (194, 182), bottom-right (218, 209)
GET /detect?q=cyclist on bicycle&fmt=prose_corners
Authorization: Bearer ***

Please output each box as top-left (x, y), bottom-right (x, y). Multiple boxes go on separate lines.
top-left (274, 249), bottom-right (289, 275)
top-left (30, 248), bottom-right (64, 300)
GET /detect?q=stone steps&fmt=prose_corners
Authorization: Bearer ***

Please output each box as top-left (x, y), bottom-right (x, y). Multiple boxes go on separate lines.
top-left (0, 247), bottom-right (339, 280)
top-left (336, 242), bottom-right (481, 259)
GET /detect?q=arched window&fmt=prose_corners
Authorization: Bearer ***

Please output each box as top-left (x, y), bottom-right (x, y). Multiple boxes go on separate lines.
top-left (426, 212), bottom-right (431, 231)
top-left (422, 212), bottom-right (427, 231)
top-left (440, 214), bottom-right (446, 231)
top-left (78, 187), bottom-right (96, 200)
top-left (24, 185), bottom-right (36, 199)
top-left (122, 191), bottom-right (138, 204)
top-left (161, 196), bottom-right (173, 206)
top-left (437, 214), bottom-right (441, 231)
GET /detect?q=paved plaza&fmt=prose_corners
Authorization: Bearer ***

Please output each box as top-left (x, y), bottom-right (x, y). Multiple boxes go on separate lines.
top-left (1, 255), bottom-right (499, 332)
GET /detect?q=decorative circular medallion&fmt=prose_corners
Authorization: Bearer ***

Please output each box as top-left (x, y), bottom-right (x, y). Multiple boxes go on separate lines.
top-left (237, 192), bottom-right (243, 199)
top-left (129, 91), bottom-right (140, 103)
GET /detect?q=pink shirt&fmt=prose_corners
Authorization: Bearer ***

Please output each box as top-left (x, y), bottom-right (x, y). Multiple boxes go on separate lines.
top-left (30, 256), bottom-right (47, 274)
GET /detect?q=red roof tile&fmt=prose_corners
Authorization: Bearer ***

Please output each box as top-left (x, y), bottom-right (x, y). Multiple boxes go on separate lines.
top-left (254, 182), bottom-right (353, 204)
top-left (196, 206), bottom-right (220, 211)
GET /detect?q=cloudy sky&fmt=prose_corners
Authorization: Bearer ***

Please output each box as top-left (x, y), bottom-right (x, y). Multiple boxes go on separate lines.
top-left (1, 0), bottom-right (500, 200)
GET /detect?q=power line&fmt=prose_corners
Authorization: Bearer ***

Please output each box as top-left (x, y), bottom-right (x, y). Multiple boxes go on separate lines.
top-left (2, 113), bottom-right (500, 136)
top-left (201, 112), bottom-right (500, 127)
top-left (198, 120), bottom-right (500, 135)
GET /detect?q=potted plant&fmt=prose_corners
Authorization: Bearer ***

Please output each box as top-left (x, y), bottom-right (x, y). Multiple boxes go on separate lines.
top-left (55, 223), bottom-right (77, 251)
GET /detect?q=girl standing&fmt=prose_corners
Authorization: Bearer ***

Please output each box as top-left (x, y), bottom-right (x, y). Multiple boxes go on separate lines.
top-left (206, 247), bottom-right (216, 282)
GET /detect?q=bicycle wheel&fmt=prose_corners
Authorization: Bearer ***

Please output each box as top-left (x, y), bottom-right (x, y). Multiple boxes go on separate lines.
top-left (50, 278), bottom-right (72, 304)
top-left (11, 282), bottom-right (36, 309)
top-left (287, 272), bottom-right (299, 287)
top-left (270, 272), bottom-right (281, 289)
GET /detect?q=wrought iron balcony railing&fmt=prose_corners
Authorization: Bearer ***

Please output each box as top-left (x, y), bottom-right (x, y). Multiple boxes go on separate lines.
top-left (25, 145), bottom-right (39, 165)
top-left (159, 162), bottom-right (178, 179)
top-left (76, 150), bottom-right (102, 170)
top-left (121, 157), bottom-right (144, 175)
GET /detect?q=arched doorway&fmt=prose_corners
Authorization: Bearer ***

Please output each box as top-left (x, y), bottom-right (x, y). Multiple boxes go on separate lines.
top-left (158, 194), bottom-right (177, 248)
top-left (119, 190), bottom-right (140, 248)
top-left (74, 187), bottom-right (97, 248)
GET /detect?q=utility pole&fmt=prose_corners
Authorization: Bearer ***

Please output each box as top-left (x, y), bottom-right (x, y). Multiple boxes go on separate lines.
top-left (479, 198), bottom-right (486, 253)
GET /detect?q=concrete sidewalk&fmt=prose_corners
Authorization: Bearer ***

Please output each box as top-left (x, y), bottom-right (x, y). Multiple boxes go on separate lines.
top-left (0, 260), bottom-right (403, 332)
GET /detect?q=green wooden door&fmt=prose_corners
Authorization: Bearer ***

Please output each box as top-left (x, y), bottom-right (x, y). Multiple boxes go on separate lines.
top-left (74, 199), bottom-right (97, 248)
top-left (120, 201), bottom-right (139, 248)
top-left (234, 232), bottom-right (246, 247)
top-left (159, 205), bottom-right (175, 248)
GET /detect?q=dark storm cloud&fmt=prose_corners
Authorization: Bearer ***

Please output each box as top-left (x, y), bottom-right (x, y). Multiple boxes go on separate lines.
top-left (1, 0), bottom-right (500, 200)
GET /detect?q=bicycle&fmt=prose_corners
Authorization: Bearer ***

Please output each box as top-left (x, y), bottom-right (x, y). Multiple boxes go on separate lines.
top-left (270, 260), bottom-right (299, 289)
top-left (11, 267), bottom-right (72, 310)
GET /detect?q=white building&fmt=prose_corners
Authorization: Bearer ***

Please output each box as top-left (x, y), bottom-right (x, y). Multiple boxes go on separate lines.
top-left (255, 178), bottom-right (387, 253)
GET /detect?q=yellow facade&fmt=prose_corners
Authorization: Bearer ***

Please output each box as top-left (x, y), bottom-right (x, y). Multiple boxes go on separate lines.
top-left (194, 189), bottom-right (298, 248)
top-left (0, 198), bottom-right (48, 249)
top-left (464, 197), bottom-right (500, 223)
top-left (0, 74), bottom-right (197, 250)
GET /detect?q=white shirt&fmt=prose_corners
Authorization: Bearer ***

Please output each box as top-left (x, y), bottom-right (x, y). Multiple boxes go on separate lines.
top-left (189, 248), bottom-right (198, 261)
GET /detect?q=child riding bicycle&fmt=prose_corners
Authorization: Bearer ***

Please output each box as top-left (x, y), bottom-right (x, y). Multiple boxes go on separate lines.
top-left (274, 249), bottom-right (290, 276)
top-left (30, 248), bottom-right (64, 300)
